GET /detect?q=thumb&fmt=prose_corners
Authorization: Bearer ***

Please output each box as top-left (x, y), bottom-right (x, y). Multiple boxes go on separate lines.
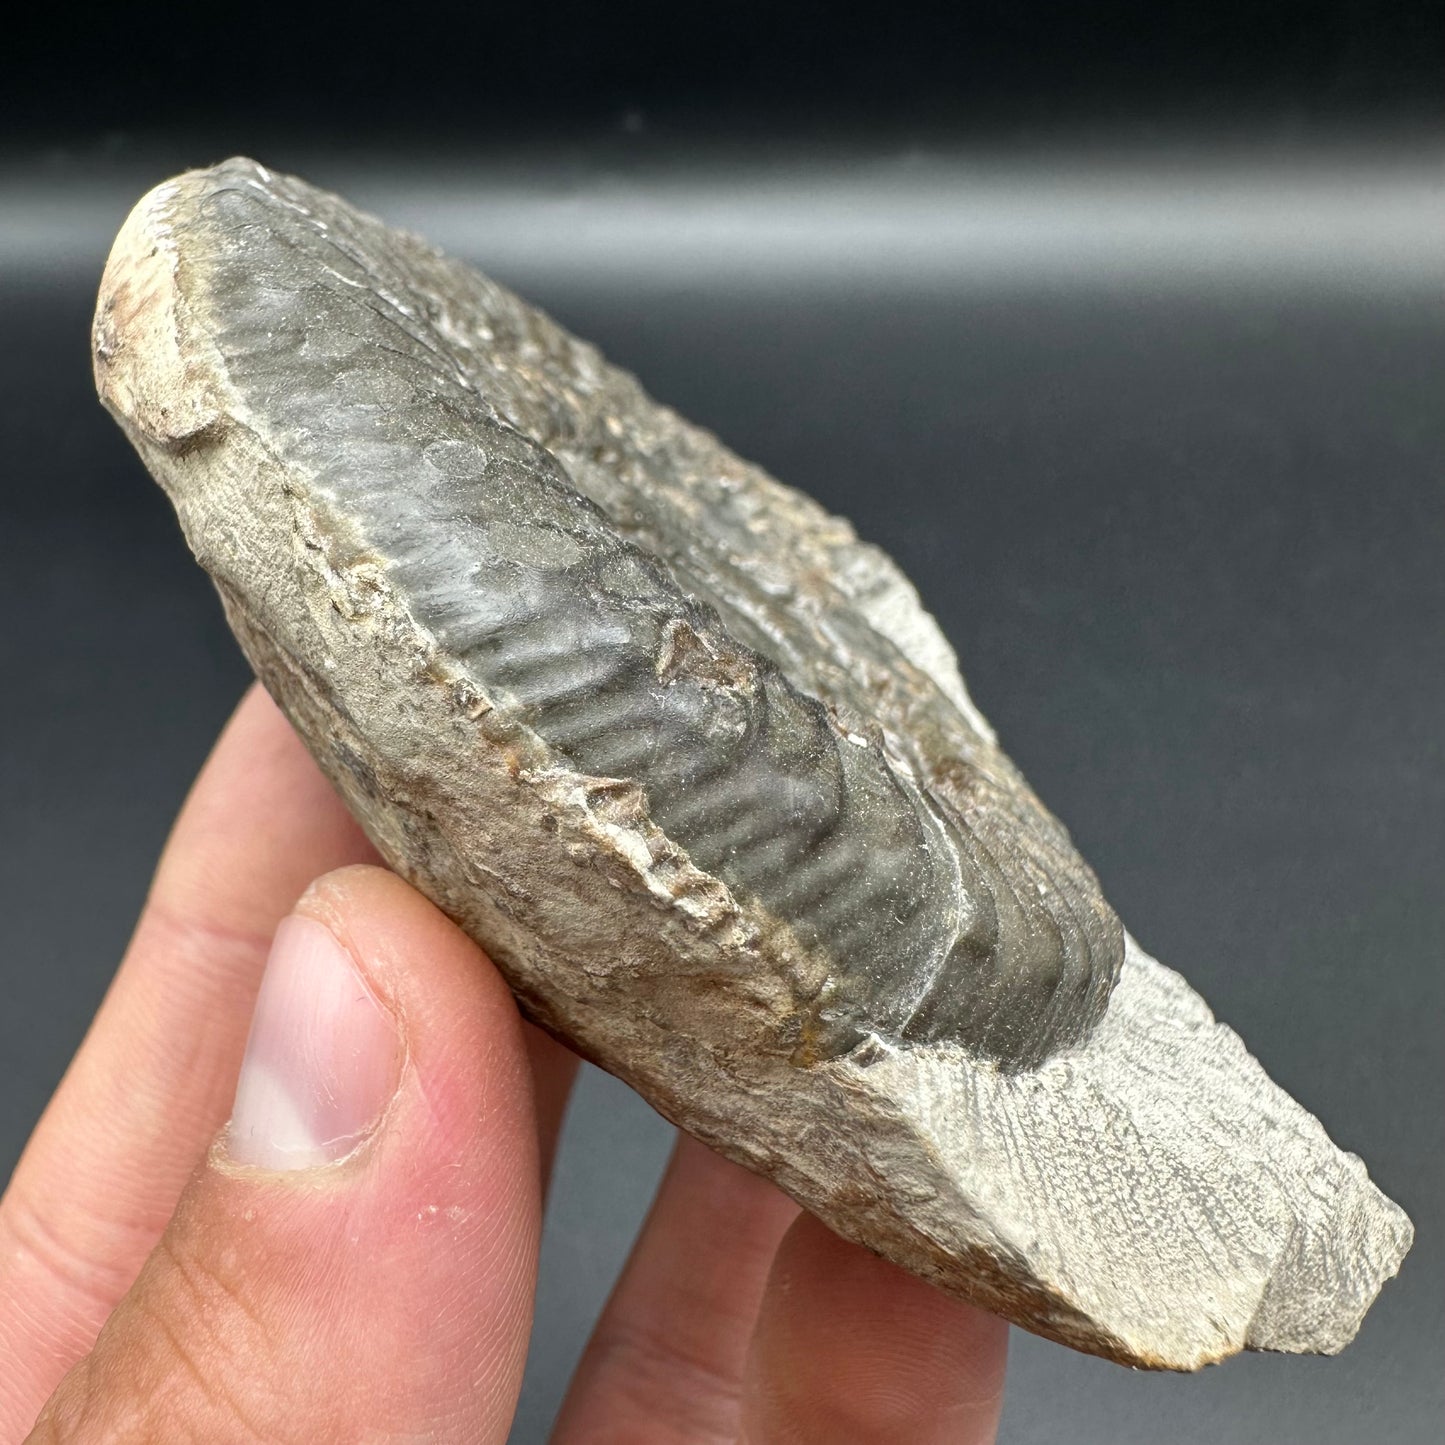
top-left (28, 866), bottom-right (541, 1445)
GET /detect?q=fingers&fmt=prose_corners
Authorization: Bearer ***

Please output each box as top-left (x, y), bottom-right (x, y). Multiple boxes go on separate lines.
top-left (28, 867), bottom-right (541, 1445)
top-left (551, 1135), bottom-right (799, 1444)
top-left (0, 685), bottom-right (378, 1436)
top-left (553, 1134), bottom-right (1006, 1445)
top-left (741, 1213), bottom-right (1009, 1445)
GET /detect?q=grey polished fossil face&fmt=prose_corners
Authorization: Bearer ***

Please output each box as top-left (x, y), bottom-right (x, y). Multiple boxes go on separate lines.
top-left (93, 160), bottom-right (1411, 1370)
top-left (163, 162), bottom-right (1122, 1069)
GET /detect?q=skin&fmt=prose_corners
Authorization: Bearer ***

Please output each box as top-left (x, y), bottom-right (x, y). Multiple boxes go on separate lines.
top-left (0, 685), bottom-right (1008, 1444)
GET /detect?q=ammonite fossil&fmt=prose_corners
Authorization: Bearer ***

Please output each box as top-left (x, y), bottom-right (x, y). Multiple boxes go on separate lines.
top-left (93, 159), bottom-right (1412, 1370)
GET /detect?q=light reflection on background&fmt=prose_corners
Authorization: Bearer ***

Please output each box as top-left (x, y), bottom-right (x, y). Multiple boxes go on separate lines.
top-left (3, 145), bottom-right (1442, 291)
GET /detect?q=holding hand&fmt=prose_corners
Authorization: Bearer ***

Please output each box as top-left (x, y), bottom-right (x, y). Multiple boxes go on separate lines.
top-left (1, 687), bottom-right (1007, 1444)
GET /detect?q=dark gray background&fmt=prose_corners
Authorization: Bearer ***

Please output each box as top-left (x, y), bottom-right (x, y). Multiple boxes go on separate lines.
top-left (2, 6), bottom-right (1442, 1439)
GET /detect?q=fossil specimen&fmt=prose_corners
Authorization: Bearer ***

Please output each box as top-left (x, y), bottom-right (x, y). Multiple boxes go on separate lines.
top-left (94, 159), bottom-right (1412, 1370)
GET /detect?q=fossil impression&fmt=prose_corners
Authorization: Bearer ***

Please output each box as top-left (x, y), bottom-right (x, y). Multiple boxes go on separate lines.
top-left (93, 159), bottom-right (1412, 1370)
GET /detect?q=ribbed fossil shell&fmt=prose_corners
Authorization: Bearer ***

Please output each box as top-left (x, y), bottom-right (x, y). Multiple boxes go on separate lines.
top-left (93, 159), bottom-right (1412, 1370)
top-left (99, 157), bottom-right (1120, 1069)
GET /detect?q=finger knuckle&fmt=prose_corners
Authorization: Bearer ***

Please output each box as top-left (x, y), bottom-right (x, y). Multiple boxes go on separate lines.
top-left (577, 1317), bottom-right (743, 1444)
top-left (33, 1235), bottom-right (278, 1445)
top-left (0, 1185), bottom-right (139, 1320)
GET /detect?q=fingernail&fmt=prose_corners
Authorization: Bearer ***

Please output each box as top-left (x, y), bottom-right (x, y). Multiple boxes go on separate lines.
top-left (226, 914), bottom-right (401, 1170)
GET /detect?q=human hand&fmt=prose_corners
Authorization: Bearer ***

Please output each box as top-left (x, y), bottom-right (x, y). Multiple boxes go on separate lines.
top-left (1, 685), bottom-right (1008, 1443)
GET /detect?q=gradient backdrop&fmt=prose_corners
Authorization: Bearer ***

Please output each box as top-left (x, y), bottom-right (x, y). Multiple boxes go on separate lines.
top-left (2, 7), bottom-right (1441, 1441)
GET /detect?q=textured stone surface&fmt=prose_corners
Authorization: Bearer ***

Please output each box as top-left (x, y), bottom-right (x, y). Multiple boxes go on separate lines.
top-left (93, 158), bottom-right (1412, 1369)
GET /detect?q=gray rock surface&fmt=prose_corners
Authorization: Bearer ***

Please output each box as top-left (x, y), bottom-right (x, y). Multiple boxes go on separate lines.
top-left (93, 158), bottom-right (1412, 1369)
